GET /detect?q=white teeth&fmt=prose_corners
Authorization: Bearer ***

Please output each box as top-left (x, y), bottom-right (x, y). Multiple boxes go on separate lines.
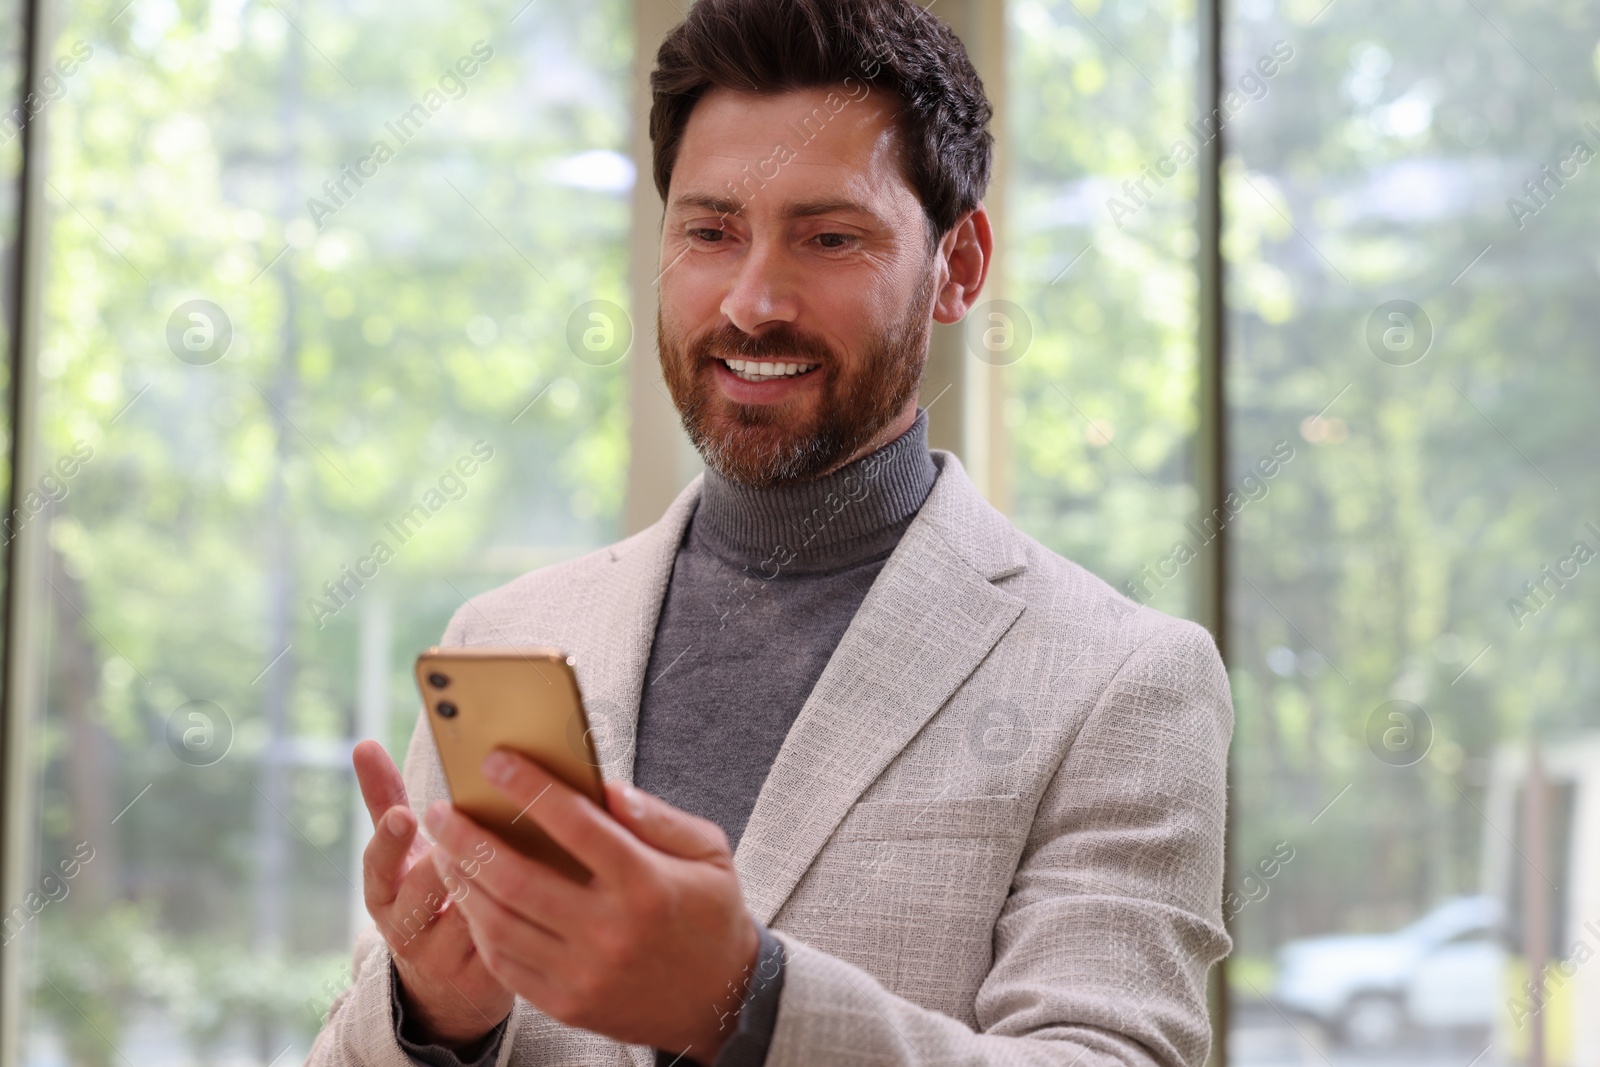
top-left (720, 358), bottom-right (820, 382)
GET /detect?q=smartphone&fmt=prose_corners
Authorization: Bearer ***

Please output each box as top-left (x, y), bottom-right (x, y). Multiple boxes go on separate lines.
top-left (414, 647), bottom-right (606, 883)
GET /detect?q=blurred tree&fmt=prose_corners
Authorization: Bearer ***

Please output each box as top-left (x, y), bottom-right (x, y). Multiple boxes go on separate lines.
top-left (21, 0), bottom-right (631, 1059)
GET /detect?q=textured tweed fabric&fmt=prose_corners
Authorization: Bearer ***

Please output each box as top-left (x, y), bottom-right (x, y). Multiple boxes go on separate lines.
top-left (306, 450), bottom-right (1233, 1067)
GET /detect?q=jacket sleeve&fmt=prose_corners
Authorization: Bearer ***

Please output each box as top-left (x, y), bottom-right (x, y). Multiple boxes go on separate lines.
top-left (305, 922), bottom-right (504, 1067)
top-left (761, 618), bottom-right (1234, 1067)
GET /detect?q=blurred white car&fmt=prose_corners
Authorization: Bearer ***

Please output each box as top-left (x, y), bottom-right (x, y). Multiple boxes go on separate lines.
top-left (1273, 895), bottom-right (1504, 1048)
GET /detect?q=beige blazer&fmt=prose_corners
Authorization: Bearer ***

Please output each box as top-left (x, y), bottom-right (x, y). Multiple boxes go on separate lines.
top-left (309, 450), bottom-right (1233, 1067)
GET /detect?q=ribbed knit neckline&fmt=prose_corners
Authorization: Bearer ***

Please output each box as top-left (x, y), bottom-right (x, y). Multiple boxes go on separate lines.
top-left (691, 408), bottom-right (938, 576)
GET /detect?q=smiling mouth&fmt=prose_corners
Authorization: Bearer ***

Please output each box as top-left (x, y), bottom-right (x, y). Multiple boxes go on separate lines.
top-left (717, 358), bottom-right (821, 383)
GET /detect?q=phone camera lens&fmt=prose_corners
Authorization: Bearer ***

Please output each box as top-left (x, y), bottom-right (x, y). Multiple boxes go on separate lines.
top-left (427, 672), bottom-right (450, 689)
top-left (436, 701), bottom-right (458, 719)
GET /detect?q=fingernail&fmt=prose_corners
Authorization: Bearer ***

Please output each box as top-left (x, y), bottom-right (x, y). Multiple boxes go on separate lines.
top-left (482, 750), bottom-right (515, 786)
top-left (622, 785), bottom-right (645, 821)
top-left (385, 808), bottom-right (409, 837)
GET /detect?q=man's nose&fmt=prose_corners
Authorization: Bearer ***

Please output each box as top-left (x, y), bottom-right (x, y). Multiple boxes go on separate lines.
top-left (719, 240), bottom-right (799, 335)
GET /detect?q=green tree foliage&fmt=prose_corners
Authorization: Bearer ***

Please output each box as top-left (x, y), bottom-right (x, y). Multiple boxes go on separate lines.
top-left (1008, 0), bottom-right (1204, 612)
top-left (1222, 0), bottom-right (1600, 966)
top-left (20, 0), bottom-right (630, 1059)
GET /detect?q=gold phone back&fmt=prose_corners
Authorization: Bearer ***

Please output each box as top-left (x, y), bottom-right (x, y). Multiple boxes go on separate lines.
top-left (415, 648), bottom-right (605, 883)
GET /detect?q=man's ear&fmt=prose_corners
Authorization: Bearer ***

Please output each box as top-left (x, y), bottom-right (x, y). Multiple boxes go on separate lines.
top-left (932, 204), bottom-right (993, 326)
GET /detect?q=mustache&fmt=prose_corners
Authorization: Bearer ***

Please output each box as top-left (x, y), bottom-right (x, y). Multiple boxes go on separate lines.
top-left (695, 324), bottom-right (836, 365)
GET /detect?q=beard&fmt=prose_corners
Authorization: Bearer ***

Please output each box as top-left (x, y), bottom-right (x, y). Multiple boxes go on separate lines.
top-left (658, 267), bottom-right (937, 489)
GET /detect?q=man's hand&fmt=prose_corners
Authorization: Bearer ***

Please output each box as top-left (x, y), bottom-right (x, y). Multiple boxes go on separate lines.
top-left (353, 740), bottom-right (514, 1052)
top-left (423, 750), bottom-right (761, 1065)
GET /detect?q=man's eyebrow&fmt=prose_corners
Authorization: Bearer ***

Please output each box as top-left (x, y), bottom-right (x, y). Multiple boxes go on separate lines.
top-left (667, 193), bottom-right (884, 223)
top-left (785, 196), bottom-right (880, 221)
top-left (669, 193), bottom-right (744, 217)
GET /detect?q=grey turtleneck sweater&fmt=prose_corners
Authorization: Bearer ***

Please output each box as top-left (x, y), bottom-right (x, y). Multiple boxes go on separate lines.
top-left (398, 410), bottom-right (938, 1067)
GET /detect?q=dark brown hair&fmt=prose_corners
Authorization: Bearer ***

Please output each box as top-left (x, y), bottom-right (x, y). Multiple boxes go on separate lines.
top-left (648, 0), bottom-right (994, 250)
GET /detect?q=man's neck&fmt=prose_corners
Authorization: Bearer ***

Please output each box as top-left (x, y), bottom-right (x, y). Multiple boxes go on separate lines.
top-left (692, 407), bottom-right (938, 573)
top-left (813, 397), bottom-right (920, 482)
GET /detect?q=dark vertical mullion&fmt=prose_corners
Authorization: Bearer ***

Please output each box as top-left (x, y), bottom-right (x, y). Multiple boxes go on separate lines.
top-left (1197, 0), bottom-right (1226, 660)
top-left (0, 0), bottom-right (46, 1054)
top-left (1195, 0), bottom-right (1229, 1058)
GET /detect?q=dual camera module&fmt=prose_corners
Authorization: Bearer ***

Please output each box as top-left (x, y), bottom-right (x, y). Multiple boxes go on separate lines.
top-left (426, 671), bottom-right (458, 718)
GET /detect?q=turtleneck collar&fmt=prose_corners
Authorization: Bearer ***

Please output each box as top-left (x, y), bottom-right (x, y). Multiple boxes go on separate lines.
top-left (690, 408), bottom-right (938, 576)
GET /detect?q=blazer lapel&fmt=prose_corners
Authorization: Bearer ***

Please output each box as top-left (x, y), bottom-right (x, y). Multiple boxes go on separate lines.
top-left (733, 452), bottom-right (1028, 925)
top-left (570, 477), bottom-right (703, 784)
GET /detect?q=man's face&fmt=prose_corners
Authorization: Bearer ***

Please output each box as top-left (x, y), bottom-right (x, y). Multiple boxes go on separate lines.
top-left (657, 85), bottom-right (943, 488)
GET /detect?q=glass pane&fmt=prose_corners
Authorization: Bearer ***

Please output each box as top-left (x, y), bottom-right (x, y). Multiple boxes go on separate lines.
top-left (17, 0), bottom-right (631, 1061)
top-left (1005, 0), bottom-right (1203, 618)
top-left (1224, 0), bottom-right (1600, 1063)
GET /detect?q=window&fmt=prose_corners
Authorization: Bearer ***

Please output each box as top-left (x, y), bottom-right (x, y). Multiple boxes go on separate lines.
top-left (1224, 0), bottom-right (1600, 1062)
top-left (6, 0), bottom-right (1597, 1063)
top-left (1006, 0), bottom-right (1204, 619)
top-left (9, 0), bottom-right (629, 1060)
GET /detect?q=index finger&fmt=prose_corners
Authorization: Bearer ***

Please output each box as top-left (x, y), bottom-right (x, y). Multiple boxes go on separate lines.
top-left (354, 739), bottom-right (408, 828)
top-left (481, 749), bottom-right (638, 885)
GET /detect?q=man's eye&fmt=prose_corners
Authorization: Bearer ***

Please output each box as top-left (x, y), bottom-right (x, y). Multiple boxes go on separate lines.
top-left (688, 228), bottom-right (725, 243)
top-left (814, 233), bottom-right (855, 249)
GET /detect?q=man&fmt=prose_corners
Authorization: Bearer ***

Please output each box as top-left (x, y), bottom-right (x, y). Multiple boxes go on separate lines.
top-left (309, 0), bottom-right (1232, 1065)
